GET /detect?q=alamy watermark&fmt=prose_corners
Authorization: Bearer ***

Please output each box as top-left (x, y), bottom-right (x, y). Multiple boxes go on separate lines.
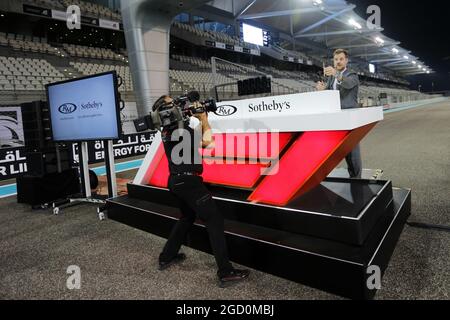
top-left (168, 128), bottom-right (281, 175)
top-left (66, 265), bottom-right (81, 290)
top-left (366, 5), bottom-right (381, 29)
top-left (66, 5), bottom-right (81, 30)
top-left (366, 265), bottom-right (381, 290)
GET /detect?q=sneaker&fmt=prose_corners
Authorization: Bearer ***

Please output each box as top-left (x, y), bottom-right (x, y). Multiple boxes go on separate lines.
top-left (218, 269), bottom-right (250, 287)
top-left (158, 253), bottom-right (186, 271)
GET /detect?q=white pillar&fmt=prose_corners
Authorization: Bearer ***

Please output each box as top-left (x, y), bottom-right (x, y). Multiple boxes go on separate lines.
top-left (120, 0), bottom-right (211, 116)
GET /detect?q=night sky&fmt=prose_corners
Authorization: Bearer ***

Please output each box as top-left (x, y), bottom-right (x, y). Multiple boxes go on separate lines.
top-left (350, 0), bottom-right (450, 92)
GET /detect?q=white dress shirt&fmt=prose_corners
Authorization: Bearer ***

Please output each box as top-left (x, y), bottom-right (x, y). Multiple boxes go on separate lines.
top-left (333, 68), bottom-right (347, 90)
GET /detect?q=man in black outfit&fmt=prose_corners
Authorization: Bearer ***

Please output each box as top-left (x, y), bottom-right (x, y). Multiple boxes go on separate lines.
top-left (154, 95), bottom-right (250, 287)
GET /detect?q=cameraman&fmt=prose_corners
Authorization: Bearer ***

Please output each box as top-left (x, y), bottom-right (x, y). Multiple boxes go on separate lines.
top-left (154, 95), bottom-right (250, 287)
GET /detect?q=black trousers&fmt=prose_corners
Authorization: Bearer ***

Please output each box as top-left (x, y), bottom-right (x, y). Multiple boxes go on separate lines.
top-left (159, 174), bottom-right (233, 274)
top-left (346, 144), bottom-right (362, 178)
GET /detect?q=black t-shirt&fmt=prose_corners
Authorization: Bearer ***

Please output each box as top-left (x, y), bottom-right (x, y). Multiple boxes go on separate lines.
top-left (162, 122), bottom-right (203, 175)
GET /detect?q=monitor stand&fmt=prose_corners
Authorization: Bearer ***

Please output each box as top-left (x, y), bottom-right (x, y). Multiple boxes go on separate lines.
top-left (52, 141), bottom-right (117, 220)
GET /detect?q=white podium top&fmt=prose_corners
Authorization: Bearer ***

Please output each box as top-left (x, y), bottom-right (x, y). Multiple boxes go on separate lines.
top-left (208, 91), bottom-right (383, 132)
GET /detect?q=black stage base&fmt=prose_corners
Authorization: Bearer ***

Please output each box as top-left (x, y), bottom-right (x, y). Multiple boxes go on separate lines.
top-left (126, 178), bottom-right (393, 246)
top-left (106, 178), bottom-right (411, 300)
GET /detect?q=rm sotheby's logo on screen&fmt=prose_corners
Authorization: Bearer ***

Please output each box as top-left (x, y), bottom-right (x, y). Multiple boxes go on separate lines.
top-left (58, 103), bottom-right (77, 114)
top-left (214, 105), bottom-right (237, 116)
top-left (81, 101), bottom-right (103, 110)
top-left (58, 101), bottom-right (103, 115)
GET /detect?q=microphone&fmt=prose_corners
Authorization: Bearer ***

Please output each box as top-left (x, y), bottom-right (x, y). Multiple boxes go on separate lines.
top-left (187, 90), bottom-right (200, 103)
top-left (323, 61), bottom-right (330, 79)
top-left (319, 62), bottom-right (328, 84)
top-left (322, 62), bottom-right (331, 84)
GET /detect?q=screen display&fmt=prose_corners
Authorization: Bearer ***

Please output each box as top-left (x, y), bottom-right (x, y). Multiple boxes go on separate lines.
top-left (242, 23), bottom-right (264, 46)
top-left (47, 72), bottom-right (120, 142)
top-left (369, 63), bottom-right (376, 74)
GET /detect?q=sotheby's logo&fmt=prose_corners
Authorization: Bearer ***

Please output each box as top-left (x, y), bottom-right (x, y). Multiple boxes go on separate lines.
top-left (81, 101), bottom-right (103, 110)
top-left (58, 103), bottom-right (77, 114)
top-left (248, 100), bottom-right (291, 113)
top-left (214, 105), bottom-right (237, 117)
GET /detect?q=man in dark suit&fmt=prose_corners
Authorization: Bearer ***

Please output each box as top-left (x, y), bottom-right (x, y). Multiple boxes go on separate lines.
top-left (316, 48), bottom-right (362, 178)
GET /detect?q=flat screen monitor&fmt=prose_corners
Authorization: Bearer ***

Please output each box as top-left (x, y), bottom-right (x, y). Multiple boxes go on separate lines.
top-left (242, 23), bottom-right (264, 46)
top-left (46, 71), bottom-right (121, 142)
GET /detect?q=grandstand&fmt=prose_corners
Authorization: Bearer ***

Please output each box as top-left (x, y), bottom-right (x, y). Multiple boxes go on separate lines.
top-left (0, 0), bottom-right (440, 106)
top-left (0, 34), bottom-right (435, 105)
top-left (63, 44), bottom-right (126, 61)
top-left (172, 21), bottom-right (243, 47)
top-left (171, 21), bottom-right (263, 55)
top-left (0, 56), bottom-right (66, 91)
top-left (70, 61), bottom-right (133, 91)
top-left (23, 0), bottom-right (121, 21)
top-left (0, 32), bottom-right (67, 56)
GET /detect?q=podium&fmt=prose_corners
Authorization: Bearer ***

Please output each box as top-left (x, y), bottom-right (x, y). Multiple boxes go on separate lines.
top-left (106, 91), bottom-right (411, 299)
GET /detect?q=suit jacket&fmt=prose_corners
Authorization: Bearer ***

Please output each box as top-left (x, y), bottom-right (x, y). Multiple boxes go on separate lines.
top-left (326, 69), bottom-right (360, 109)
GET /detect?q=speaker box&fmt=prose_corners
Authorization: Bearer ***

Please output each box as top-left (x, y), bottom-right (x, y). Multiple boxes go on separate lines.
top-left (248, 77), bottom-right (256, 95)
top-left (16, 168), bottom-right (80, 206)
top-left (254, 77), bottom-right (262, 94)
top-left (26, 147), bottom-right (71, 176)
top-left (238, 79), bottom-right (250, 96)
top-left (21, 101), bottom-right (52, 151)
top-left (238, 77), bottom-right (272, 96)
top-left (262, 76), bottom-right (271, 94)
top-left (238, 80), bottom-right (244, 96)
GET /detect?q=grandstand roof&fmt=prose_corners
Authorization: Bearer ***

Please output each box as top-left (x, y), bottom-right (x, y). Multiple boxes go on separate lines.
top-left (204, 0), bottom-right (433, 76)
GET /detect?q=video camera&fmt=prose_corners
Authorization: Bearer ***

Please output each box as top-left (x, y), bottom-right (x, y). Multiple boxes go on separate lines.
top-left (133, 91), bottom-right (217, 132)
